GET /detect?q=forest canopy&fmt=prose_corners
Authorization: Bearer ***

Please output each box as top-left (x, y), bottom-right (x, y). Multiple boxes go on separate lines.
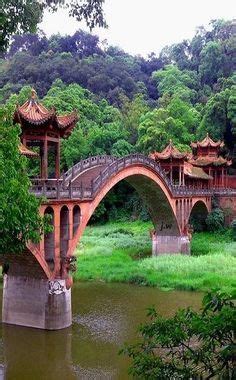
top-left (1, 19), bottom-right (235, 161)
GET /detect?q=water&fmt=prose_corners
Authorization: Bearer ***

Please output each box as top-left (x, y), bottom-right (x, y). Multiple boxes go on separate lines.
top-left (0, 282), bottom-right (202, 379)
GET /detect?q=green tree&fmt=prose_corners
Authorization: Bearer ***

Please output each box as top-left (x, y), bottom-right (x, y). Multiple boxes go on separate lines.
top-left (199, 41), bottom-right (224, 86)
top-left (120, 94), bottom-right (149, 145)
top-left (1, 0), bottom-right (106, 53)
top-left (122, 291), bottom-right (235, 379)
top-left (42, 81), bottom-right (125, 167)
top-left (206, 208), bottom-right (225, 231)
top-left (0, 106), bottom-right (45, 254)
top-left (152, 65), bottom-right (198, 104)
top-left (137, 105), bottom-right (193, 154)
top-left (197, 85), bottom-right (235, 143)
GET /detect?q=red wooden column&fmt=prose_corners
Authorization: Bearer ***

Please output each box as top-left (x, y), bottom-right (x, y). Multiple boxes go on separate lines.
top-left (55, 140), bottom-right (60, 179)
top-left (42, 136), bottom-right (48, 179)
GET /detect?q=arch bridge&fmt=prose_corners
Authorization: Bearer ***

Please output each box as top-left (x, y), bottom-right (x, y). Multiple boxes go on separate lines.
top-left (3, 154), bottom-right (230, 330)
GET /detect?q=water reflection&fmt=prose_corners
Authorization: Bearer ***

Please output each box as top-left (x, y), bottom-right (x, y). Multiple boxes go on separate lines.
top-left (0, 282), bottom-right (202, 379)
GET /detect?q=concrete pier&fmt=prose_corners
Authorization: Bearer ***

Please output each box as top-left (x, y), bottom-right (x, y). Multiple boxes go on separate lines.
top-left (2, 275), bottom-right (71, 330)
top-left (152, 235), bottom-right (190, 255)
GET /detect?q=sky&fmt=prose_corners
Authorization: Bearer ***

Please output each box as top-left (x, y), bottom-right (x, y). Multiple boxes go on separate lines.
top-left (40, 0), bottom-right (235, 57)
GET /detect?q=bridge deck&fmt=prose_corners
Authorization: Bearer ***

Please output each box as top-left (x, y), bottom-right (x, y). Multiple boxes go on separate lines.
top-left (30, 154), bottom-right (235, 200)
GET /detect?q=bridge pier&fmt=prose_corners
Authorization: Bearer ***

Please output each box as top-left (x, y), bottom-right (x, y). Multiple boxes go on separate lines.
top-left (152, 235), bottom-right (190, 255)
top-left (2, 275), bottom-right (71, 330)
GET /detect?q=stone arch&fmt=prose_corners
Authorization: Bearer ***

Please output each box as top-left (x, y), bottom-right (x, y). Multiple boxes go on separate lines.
top-left (60, 205), bottom-right (69, 259)
top-left (68, 165), bottom-right (180, 256)
top-left (73, 205), bottom-right (81, 236)
top-left (44, 206), bottom-right (55, 266)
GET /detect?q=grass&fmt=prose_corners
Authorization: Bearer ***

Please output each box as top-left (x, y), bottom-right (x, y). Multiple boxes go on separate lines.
top-left (74, 221), bottom-right (236, 295)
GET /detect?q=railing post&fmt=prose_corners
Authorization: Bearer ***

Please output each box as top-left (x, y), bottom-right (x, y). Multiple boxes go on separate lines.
top-left (43, 181), bottom-right (46, 197)
top-left (56, 179), bottom-right (60, 199)
top-left (81, 183), bottom-right (84, 198)
top-left (69, 180), bottom-right (72, 199)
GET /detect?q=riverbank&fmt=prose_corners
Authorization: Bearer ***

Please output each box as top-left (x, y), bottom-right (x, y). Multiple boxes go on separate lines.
top-left (74, 221), bottom-right (236, 295)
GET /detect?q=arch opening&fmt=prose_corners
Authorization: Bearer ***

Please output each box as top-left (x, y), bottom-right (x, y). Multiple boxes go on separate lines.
top-left (84, 173), bottom-right (180, 237)
top-left (44, 206), bottom-right (55, 268)
top-left (70, 166), bottom-right (183, 258)
top-left (60, 206), bottom-right (69, 259)
top-left (189, 201), bottom-right (209, 232)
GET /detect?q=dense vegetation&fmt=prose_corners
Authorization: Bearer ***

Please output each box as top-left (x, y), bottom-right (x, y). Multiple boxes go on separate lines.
top-left (0, 106), bottom-right (47, 254)
top-left (1, 19), bottom-right (235, 159)
top-left (75, 221), bottom-right (236, 294)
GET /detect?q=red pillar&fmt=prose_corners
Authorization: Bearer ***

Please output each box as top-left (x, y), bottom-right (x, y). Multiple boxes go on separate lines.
top-left (42, 136), bottom-right (48, 179)
top-left (55, 141), bottom-right (60, 179)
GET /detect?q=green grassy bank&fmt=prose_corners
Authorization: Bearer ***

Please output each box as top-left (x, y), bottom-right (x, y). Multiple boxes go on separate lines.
top-left (74, 221), bottom-right (236, 294)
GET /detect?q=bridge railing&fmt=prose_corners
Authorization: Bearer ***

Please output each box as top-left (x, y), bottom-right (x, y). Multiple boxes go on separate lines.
top-left (30, 154), bottom-right (236, 200)
top-left (61, 155), bottom-right (116, 183)
top-left (91, 153), bottom-right (171, 194)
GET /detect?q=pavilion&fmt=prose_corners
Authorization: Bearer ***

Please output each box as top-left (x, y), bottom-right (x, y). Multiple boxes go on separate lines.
top-left (14, 89), bottom-right (78, 178)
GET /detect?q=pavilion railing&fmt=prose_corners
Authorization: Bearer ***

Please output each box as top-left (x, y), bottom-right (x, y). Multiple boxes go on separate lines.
top-left (30, 154), bottom-right (236, 200)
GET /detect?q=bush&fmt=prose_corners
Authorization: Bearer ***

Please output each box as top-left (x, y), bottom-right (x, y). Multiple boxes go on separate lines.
top-left (206, 208), bottom-right (225, 231)
top-left (231, 219), bottom-right (236, 241)
top-left (191, 235), bottom-right (210, 256)
top-left (121, 291), bottom-right (235, 379)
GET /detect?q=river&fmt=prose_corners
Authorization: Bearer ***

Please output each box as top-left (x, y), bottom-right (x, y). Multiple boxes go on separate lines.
top-left (0, 282), bottom-right (202, 379)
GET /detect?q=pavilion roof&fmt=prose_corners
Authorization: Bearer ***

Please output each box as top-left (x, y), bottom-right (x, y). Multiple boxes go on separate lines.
top-left (150, 140), bottom-right (188, 161)
top-left (14, 89), bottom-right (78, 137)
top-left (184, 162), bottom-right (213, 180)
top-left (189, 155), bottom-right (232, 167)
top-left (191, 134), bottom-right (224, 149)
top-left (19, 143), bottom-right (39, 157)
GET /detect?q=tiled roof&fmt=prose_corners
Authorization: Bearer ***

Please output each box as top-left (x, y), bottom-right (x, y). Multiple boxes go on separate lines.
top-left (189, 155), bottom-right (232, 167)
top-left (150, 140), bottom-right (188, 161)
top-left (14, 88), bottom-right (78, 136)
top-left (191, 134), bottom-right (224, 149)
top-left (19, 143), bottom-right (39, 157)
top-left (56, 111), bottom-right (78, 129)
top-left (184, 162), bottom-right (212, 180)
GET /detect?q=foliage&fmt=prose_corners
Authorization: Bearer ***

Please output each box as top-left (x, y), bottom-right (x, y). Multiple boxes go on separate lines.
top-left (1, 19), bottom-right (235, 166)
top-left (206, 208), bottom-right (225, 231)
top-left (121, 291), bottom-right (235, 379)
top-left (0, 105), bottom-right (46, 254)
top-left (231, 219), bottom-right (236, 241)
top-left (0, 0), bottom-right (106, 53)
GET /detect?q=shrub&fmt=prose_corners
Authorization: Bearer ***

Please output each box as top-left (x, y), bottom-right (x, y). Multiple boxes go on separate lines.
top-left (206, 208), bottom-right (224, 231)
top-left (121, 291), bottom-right (235, 379)
top-left (231, 219), bottom-right (236, 241)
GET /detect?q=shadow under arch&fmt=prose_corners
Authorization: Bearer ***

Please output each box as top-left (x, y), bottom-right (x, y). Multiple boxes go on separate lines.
top-left (68, 165), bottom-right (181, 256)
top-left (189, 200), bottom-right (209, 232)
